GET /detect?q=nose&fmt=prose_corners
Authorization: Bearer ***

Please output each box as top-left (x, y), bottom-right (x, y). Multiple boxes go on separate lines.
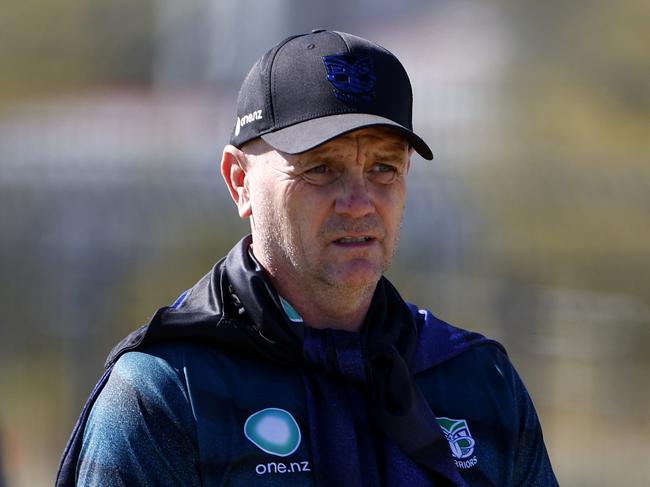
top-left (334, 172), bottom-right (374, 218)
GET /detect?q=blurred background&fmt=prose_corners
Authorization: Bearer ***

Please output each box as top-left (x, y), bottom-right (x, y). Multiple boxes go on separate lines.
top-left (1, 0), bottom-right (648, 485)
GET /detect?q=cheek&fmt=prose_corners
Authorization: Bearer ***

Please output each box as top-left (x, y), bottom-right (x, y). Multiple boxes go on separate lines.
top-left (254, 185), bottom-right (311, 241)
top-left (249, 192), bottom-right (285, 237)
top-left (249, 188), bottom-right (271, 219)
top-left (248, 174), bottom-right (282, 214)
top-left (287, 189), bottom-right (332, 230)
top-left (378, 185), bottom-right (407, 225)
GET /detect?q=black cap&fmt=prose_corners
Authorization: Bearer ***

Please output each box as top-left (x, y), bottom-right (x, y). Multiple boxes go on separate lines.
top-left (229, 30), bottom-right (433, 160)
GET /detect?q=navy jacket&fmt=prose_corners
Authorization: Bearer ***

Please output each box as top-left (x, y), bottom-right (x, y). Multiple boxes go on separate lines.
top-left (57, 236), bottom-right (557, 486)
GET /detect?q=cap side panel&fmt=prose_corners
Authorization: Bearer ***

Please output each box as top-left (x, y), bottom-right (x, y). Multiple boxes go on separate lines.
top-left (266, 34), bottom-right (304, 131)
top-left (270, 31), bottom-right (349, 130)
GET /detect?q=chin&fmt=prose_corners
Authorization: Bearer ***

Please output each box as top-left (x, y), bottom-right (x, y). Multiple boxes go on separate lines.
top-left (329, 260), bottom-right (384, 289)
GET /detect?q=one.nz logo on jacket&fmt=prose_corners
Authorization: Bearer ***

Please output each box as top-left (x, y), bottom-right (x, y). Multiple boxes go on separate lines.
top-left (244, 408), bottom-right (311, 476)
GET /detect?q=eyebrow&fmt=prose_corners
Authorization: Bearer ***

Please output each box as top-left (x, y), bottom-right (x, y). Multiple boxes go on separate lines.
top-left (373, 153), bottom-right (408, 164)
top-left (367, 142), bottom-right (410, 162)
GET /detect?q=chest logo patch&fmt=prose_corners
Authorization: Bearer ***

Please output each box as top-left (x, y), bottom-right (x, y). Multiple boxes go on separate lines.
top-left (436, 417), bottom-right (477, 465)
top-left (244, 408), bottom-right (302, 457)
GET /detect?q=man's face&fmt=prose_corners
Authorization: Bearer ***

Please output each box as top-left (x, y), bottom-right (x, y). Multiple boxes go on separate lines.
top-left (243, 126), bottom-right (411, 295)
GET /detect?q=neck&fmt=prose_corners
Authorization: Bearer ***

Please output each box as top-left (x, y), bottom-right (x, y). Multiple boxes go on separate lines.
top-left (279, 281), bottom-right (375, 333)
top-left (250, 245), bottom-right (375, 332)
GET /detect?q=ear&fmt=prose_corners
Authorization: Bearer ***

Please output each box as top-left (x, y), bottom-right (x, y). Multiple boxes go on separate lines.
top-left (221, 144), bottom-right (252, 219)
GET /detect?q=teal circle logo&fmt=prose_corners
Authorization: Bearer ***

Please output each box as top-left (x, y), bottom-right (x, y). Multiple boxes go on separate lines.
top-left (244, 408), bottom-right (301, 457)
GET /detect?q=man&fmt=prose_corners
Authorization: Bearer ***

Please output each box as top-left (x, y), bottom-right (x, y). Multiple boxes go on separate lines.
top-left (57, 30), bottom-right (557, 486)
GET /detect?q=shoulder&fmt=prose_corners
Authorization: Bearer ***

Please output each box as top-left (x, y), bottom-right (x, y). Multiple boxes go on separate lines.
top-left (109, 342), bottom-right (198, 392)
top-left (407, 303), bottom-right (507, 373)
top-left (85, 342), bottom-right (205, 435)
top-left (100, 340), bottom-right (298, 420)
top-left (408, 304), bottom-right (540, 422)
top-left (104, 340), bottom-right (257, 401)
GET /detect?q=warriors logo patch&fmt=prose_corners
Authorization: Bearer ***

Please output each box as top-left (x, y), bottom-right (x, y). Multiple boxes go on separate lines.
top-left (322, 54), bottom-right (376, 105)
top-left (436, 417), bottom-right (478, 469)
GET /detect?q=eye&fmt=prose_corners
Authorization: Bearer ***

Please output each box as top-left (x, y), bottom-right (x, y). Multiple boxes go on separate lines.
top-left (369, 163), bottom-right (398, 184)
top-left (373, 163), bottom-right (396, 173)
top-left (307, 164), bottom-right (330, 174)
top-left (302, 164), bottom-right (338, 185)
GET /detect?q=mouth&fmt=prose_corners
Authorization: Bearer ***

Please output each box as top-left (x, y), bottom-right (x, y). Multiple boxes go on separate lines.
top-left (332, 236), bottom-right (376, 245)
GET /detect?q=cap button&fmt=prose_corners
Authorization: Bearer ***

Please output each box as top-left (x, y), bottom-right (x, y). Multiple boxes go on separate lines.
top-left (311, 29), bottom-right (326, 34)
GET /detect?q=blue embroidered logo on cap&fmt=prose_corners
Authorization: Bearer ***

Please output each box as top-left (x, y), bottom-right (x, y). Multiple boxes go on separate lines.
top-left (322, 54), bottom-right (376, 104)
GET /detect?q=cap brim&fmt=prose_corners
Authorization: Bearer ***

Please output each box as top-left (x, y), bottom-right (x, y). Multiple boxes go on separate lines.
top-left (261, 113), bottom-right (433, 160)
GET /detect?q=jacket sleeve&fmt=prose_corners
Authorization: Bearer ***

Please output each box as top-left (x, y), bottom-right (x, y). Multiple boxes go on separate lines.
top-left (504, 356), bottom-right (559, 487)
top-left (76, 350), bottom-right (201, 486)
